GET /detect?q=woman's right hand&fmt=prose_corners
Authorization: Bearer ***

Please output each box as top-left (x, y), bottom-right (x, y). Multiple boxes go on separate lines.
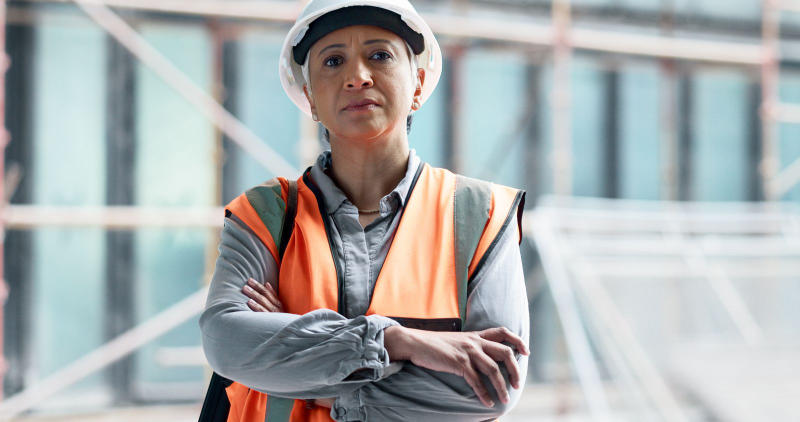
top-left (383, 325), bottom-right (529, 408)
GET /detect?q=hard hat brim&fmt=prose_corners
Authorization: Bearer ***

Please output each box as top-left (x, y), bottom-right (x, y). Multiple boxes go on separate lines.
top-left (291, 6), bottom-right (424, 66)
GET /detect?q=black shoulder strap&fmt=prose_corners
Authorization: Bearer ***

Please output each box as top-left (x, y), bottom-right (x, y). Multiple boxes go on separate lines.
top-left (278, 180), bottom-right (298, 262)
top-left (198, 371), bottom-right (234, 422)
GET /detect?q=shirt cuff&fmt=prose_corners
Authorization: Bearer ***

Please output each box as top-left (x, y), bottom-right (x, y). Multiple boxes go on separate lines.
top-left (332, 315), bottom-right (399, 421)
top-left (337, 314), bottom-right (400, 383)
top-left (331, 387), bottom-right (366, 421)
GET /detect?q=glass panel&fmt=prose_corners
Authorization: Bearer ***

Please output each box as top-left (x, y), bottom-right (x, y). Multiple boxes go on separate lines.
top-left (233, 30), bottom-right (301, 193)
top-left (571, 58), bottom-right (606, 197)
top-left (409, 60), bottom-right (446, 169)
top-left (779, 72), bottom-right (800, 202)
top-left (462, 49), bottom-right (527, 187)
top-left (619, 64), bottom-right (661, 200)
top-left (133, 22), bottom-right (213, 397)
top-left (540, 58), bottom-right (608, 197)
top-left (539, 66), bottom-right (554, 196)
top-left (674, 0), bottom-right (760, 20)
top-left (31, 16), bottom-right (107, 399)
top-left (691, 70), bottom-right (750, 201)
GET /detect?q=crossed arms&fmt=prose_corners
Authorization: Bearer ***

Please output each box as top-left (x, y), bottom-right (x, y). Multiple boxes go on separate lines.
top-left (200, 217), bottom-right (530, 421)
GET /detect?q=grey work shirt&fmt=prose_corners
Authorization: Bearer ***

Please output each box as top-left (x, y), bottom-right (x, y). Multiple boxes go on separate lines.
top-left (200, 149), bottom-right (530, 421)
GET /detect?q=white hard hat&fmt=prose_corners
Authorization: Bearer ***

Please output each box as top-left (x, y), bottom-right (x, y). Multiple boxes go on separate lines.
top-left (279, 0), bottom-right (442, 117)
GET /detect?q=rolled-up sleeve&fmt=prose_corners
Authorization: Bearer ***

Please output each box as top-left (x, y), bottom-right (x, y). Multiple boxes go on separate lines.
top-left (331, 220), bottom-right (530, 421)
top-left (199, 217), bottom-right (400, 398)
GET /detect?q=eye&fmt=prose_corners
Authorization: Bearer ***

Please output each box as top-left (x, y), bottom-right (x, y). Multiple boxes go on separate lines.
top-left (323, 55), bottom-right (343, 67)
top-left (370, 51), bottom-right (392, 61)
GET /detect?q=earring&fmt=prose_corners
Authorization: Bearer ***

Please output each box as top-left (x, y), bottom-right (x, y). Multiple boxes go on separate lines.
top-left (312, 111), bottom-right (319, 122)
top-left (411, 98), bottom-right (421, 111)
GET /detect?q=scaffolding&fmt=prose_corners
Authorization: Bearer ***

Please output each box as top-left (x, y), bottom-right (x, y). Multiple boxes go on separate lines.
top-left (762, 0), bottom-right (800, 199)
top-left (528, 195), bottom-right (800, 420)
top-left (1, 0), bottom-right (800, 418)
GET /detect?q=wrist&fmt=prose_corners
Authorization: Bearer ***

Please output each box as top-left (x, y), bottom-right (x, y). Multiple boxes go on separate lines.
top-left (383, 325), bottom-right (412, 361)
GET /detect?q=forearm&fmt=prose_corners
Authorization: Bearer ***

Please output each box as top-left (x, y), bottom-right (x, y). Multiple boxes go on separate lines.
top-left (332, 220), bottom-right (531, 421)
top-left (332, 354), bottom-right (528, 421)
top-left (201, 305), bottom-right (398, 397)
top-left (200, 217), bottom-right (399, 396)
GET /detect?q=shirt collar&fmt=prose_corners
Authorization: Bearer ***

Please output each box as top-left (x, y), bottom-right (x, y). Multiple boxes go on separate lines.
top-left (309, 149), bottom-right (421, 215)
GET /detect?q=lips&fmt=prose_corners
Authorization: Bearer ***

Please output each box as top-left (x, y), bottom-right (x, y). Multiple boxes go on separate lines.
top-left (343, 99), bottom-right (379, 112)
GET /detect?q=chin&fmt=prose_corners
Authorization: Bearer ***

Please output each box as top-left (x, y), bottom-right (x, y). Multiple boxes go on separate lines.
top-left (333, 122), bottom-right (391, 143)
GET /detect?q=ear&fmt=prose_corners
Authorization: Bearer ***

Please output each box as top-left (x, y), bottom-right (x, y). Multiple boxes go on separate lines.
top-left (415, 68), bottom-right (426, 97)
top-left (302, 84), bottom-right (315, 112)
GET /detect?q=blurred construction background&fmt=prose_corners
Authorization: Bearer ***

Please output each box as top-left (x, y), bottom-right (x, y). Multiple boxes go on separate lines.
top-left (1, 0), bottom-right (799, 420)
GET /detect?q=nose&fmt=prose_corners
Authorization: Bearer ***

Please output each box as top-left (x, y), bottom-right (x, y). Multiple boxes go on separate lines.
top-left (344, 58), bottom-right (373, 90)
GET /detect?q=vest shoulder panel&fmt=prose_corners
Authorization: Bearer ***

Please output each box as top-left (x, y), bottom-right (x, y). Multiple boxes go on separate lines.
top-left (224, 177), bottom-right (289, 264)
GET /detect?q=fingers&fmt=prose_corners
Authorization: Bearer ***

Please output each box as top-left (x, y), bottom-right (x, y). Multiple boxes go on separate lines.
top-left (246, 298), bottom-right (270, 312)
top-left (242, 278), bottom-right (283, 312)
top-left (483, 341), bottom-right (521, 390)
top-left (462, 361), bottom-right (495, 408)
top-left (471, 348), bottom-right (510, 405)
top-left (258, 279), bottom-right (283, 308)
top-left (478, 327), bottom-right (529, 356)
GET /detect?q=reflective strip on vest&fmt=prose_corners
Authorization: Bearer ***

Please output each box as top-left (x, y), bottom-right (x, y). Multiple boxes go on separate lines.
top-left (221, 164), bottom-right (523, 422)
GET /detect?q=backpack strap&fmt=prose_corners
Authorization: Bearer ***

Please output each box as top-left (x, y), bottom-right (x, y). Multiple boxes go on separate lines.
top-left (198, 372), bottom-right (234, 422)
top-left (278, 180), bottom-right (298, 260)
top-left (277, 180), bottom-right (298, 288)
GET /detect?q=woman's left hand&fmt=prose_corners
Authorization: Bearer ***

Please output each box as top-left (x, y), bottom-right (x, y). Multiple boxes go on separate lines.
top-left (241, 278), bottom-right (337, 407)
top-left (241, 277), bottom-right (284, 312)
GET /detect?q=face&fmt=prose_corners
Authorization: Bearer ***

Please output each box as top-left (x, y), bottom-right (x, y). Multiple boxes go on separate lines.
top-left (303, 25), bottom-right (424, 143)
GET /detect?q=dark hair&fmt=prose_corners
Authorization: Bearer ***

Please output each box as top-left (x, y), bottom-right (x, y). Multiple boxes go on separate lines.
top-left (322, 114), bottom-right (414, 143)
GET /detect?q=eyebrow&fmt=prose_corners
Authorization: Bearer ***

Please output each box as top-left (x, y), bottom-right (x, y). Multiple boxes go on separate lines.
top-left (316, 39), bottom-right (393, 57)
top-left (364, 39), bottom-right (391, 46)
top-left (317, 43), bottom-right (346, 57)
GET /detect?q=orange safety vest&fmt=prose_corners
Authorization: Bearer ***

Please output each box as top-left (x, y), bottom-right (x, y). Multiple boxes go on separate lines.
top-left (222, 163), bottom-right (524, 422)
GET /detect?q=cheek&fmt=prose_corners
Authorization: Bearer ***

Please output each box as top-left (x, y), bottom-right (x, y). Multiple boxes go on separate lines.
top-left (315, 87), bottom-right (338, 114)
top-left (384, 77), bottom-right (414, 110)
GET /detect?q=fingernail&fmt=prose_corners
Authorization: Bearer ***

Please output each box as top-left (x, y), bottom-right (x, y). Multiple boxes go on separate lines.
top-left (243, 285), bottom-right (253, 292)
top-left (487, 401), bottom-right (495, 407)
top-left (505, 393), bottom-right (510, 402)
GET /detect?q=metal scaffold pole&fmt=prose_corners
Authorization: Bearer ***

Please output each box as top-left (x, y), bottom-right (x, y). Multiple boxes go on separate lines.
top-left (552, 0), bottom-right (572, 195)
top-left (761, 0), bottom-right (780, 200)
top-left (762, 0), bottom-right (800, 198)
top-left (0, 0), bottom-right (9, 400)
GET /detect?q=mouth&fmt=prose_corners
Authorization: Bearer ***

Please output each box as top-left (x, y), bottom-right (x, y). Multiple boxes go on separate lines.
top-left (343, 99), bottom-right (380, 112)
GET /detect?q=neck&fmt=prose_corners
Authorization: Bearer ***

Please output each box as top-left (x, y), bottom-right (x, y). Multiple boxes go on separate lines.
top-left (327, 131), bottom-right (410, 212)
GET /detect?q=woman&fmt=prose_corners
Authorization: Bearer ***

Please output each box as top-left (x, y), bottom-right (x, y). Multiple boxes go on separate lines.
top-left (200, 0), bottom-right (530, 420)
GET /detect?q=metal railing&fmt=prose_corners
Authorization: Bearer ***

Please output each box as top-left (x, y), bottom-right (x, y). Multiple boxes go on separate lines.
top-left (526, 195), bottom-right (800, 421)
